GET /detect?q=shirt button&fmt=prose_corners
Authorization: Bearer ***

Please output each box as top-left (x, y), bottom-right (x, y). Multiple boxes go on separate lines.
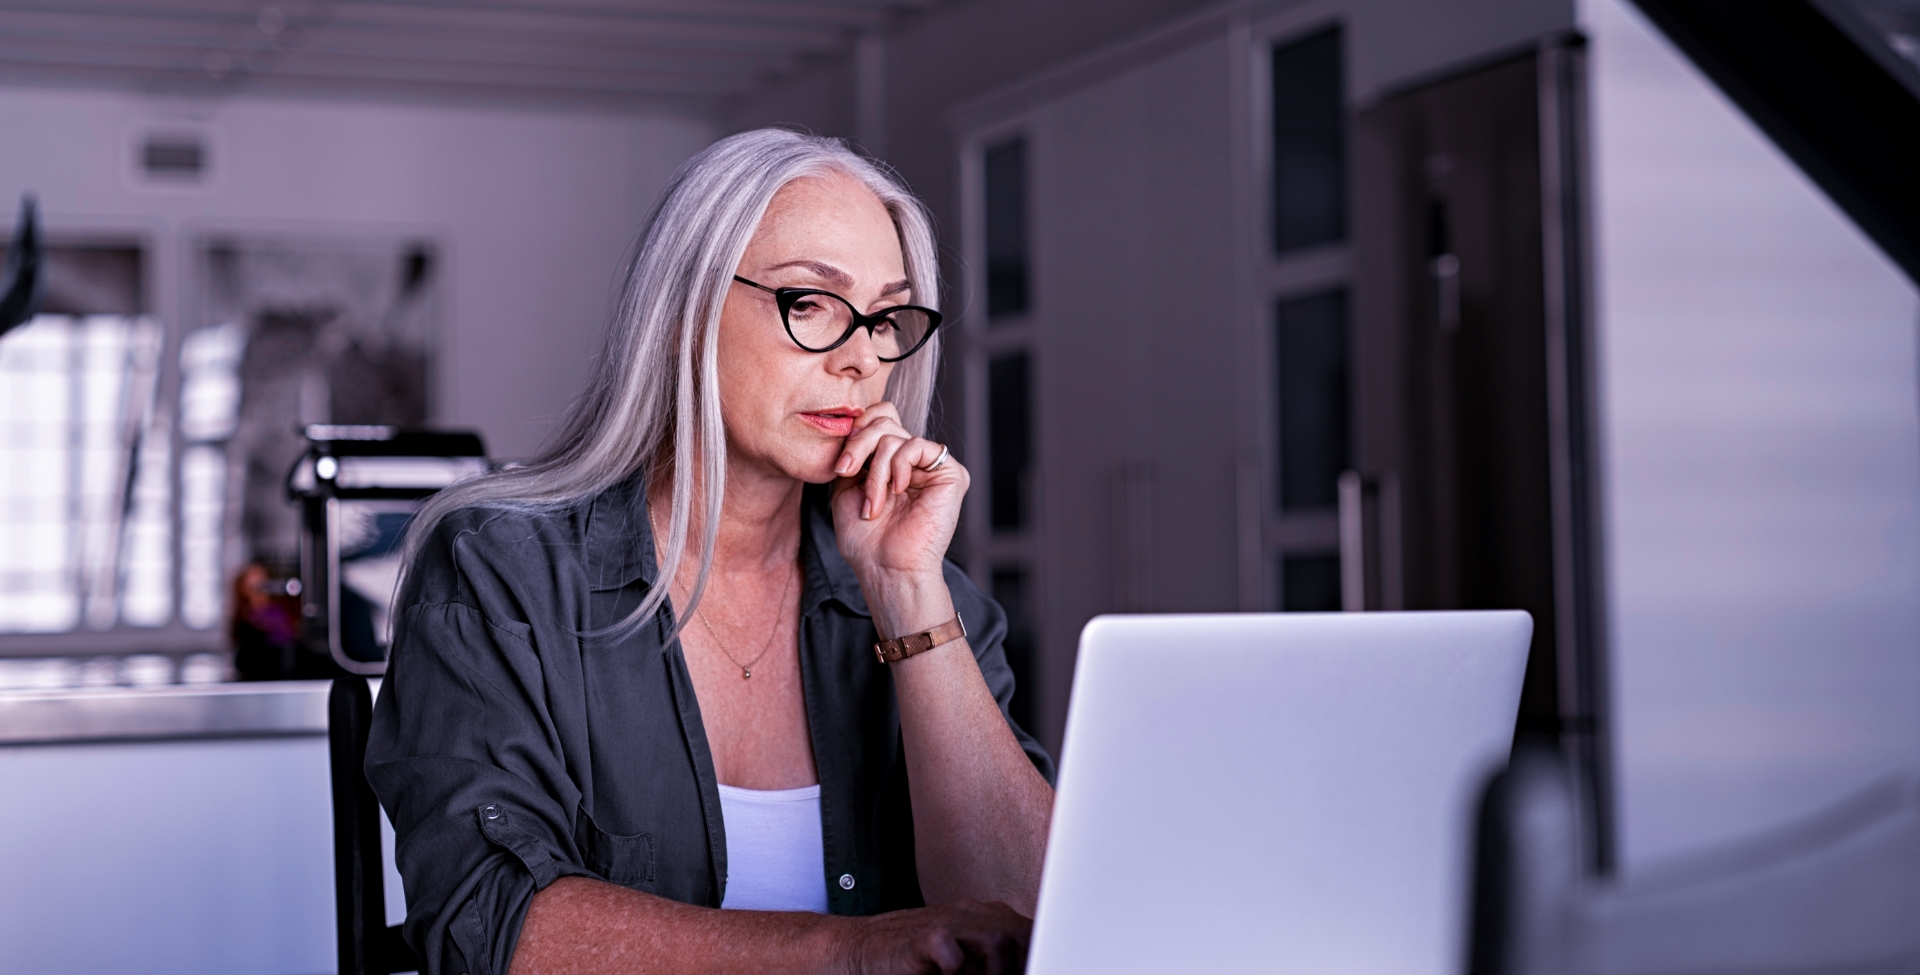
top-left (838, 873), bottom-right (855, 890)
top-left (481, 804), bottom-right (501, 820)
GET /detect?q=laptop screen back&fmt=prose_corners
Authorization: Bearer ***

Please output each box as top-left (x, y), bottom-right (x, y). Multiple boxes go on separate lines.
top-left (1027, 611), bottom-right (1531, 975)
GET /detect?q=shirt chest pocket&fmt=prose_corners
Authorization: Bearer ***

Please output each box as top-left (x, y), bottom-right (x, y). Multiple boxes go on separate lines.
top-left (574, 804), bottom-right (656, 887)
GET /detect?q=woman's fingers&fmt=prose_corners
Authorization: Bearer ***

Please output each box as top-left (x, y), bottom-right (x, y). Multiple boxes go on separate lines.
top-left (944, 902), bottom-right (1029, 975)
top-left (831, 402), bottom-right (966, 526)
top-left (835, 403), bottom-right (905, 476)
top-left (840, 900), bottom-right (1029, 975)
top-left (857, 437), bottom-right (958, 521)
top-left (921, 932), bottom-right (967, 974)
top-left (864, 433), bottom-right (908, 519)
top-left (890, 437), bottom-right (946, 497)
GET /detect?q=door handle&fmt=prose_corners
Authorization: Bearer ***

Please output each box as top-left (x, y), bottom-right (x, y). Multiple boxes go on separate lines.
top-left (1339, 472), bottom-right (1365, 612)
top-left (1431, 252), bottom-right (1461, 334)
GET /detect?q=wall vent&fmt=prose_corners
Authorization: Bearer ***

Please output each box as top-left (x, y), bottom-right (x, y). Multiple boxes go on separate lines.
top-left (140, 134), bottom-right (206, 180)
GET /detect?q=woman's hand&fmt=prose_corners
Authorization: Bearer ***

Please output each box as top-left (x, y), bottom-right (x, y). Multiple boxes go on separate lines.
top-left (829, 402), bottom-right (967, 591)
top-left (833, 900), bottom-right (1031, 975)
top-left (828, 407), bottom-right (1050, 920)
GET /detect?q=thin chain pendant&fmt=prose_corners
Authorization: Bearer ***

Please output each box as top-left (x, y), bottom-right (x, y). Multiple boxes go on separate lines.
top-left (742, 667), bottom-right (752, 679)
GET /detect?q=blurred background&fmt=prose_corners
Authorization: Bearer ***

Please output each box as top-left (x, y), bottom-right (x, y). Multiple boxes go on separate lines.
top-left (1, 0), bottom-right (1917, 972)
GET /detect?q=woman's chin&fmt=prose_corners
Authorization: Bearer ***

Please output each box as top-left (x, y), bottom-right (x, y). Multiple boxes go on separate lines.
top-left (727, 438), bottom-right (841, 486)
top-left (787, 452), bottom-right (845, 486)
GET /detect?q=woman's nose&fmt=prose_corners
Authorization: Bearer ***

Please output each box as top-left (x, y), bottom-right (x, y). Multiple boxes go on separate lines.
top-left (830, 325), bottom-right (883, 376)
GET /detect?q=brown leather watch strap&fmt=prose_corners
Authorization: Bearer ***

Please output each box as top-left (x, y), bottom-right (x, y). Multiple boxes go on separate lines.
top-left (873, 615), bottom-right (968, 664)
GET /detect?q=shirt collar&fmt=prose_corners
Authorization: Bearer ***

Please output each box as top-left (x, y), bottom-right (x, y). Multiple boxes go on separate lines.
top-left (583, 469), bottom-right (656, 593)
top-left (584, 472), bottom-right (871, 620)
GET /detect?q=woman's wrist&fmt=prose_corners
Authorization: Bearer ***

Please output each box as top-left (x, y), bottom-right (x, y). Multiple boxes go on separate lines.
top-left (812, 915), bottom-right (862, 975)
top-left (821, 914), bottom-right (879, 975)
top-left (858, 568), bottom-right (955, 640)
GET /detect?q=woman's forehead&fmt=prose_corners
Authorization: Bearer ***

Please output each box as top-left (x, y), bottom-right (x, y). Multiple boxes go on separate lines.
top-left (749, 174), bottom-right (903, 278)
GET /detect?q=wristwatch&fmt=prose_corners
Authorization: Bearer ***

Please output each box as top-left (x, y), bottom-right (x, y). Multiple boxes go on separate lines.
top-left (873, 615), bottom-right (967, 664)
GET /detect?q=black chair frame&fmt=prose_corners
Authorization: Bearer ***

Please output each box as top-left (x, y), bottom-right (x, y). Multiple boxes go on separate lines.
top-left (329, 675), bottom-right (422, 975)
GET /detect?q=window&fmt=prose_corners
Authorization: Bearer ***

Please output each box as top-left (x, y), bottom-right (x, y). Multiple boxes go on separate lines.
top-left (970, 130), bottom-right (1045, 732)
top-left (990, 351), bottom-right (1036, 533)
top-left (1275, 289), bottom-right (1350, 511)
top-left (987, 351), bottom-right (1032, 533)
top-left (0, 314), bottom-right (164, 632)
top-left (1272, 27), bottom-right (1346, 253)
top-left (1264, 23), bottom-right (1353, 610)
top-left (1281, 554), bottom-right (1341, 612)
top-left (984, 137), bottom-right (1032, 321)
top-left (0, 235), bottom-right (436, 673)
top-left (0, 242), bottom-right (162, 636)
top-left (177, 322), bottom-right (245, 630)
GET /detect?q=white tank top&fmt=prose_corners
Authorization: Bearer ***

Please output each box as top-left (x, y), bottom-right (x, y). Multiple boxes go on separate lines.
top-left (716, 783), bottom-right (829, 913)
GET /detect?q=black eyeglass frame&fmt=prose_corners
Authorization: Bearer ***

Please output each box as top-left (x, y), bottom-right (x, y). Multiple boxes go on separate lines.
top-left (732, 275), bottom-right (942, 363)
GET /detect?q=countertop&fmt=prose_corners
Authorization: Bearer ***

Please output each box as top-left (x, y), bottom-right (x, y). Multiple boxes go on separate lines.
top-left (0, 680), bottom-right (333, 745)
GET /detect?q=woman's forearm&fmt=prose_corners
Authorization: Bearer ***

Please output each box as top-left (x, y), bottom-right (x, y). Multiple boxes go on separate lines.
top-left (509, 877), bottom-right (841, 975)
top-left (868, 574), bottom-right (1056, 916)
top-left (508, 876), bottom-right (1033, 975)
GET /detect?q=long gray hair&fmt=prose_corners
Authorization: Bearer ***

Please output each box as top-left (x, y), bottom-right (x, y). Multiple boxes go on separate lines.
top-left (402, 128), bottom-right (941, 636)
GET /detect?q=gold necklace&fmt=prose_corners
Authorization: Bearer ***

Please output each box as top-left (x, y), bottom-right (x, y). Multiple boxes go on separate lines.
top-left (692, 558), bottom-right (797, 679)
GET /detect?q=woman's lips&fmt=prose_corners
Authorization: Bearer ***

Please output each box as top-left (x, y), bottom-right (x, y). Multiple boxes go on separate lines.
top-left (800, 409), bottom-right (861, 437)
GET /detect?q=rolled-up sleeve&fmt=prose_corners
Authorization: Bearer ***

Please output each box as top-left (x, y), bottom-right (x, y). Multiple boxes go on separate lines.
top-left (366, 520), bottom-right (595, 975)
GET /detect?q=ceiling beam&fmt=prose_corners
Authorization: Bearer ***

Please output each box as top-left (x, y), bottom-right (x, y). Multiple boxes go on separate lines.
top-left (0, 10), bottom-right (848, 52)
top-left (3, 0), bottom-right (895, 31)
top-left (0, 37), bottom-right (762, 91)
top-left (0, 15), bottom-right (820, 72)
top-left (0, 0), bottom-right (940, 112)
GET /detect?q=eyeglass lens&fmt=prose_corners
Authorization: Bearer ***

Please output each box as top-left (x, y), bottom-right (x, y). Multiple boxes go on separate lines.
top-left (784, 292), bottom-right (933, 360)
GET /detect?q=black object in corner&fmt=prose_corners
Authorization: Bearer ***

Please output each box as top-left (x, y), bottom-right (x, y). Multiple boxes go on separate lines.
top-left (1467, 744), bottom-right (1920, 973)
top-left (330, 676), bottom-right (421, 975)
top-left (1, 195), bottom-right (43, 337)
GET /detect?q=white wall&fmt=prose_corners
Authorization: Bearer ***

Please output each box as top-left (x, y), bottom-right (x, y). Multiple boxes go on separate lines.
top-left (1585, 0), bottom-right (1920, 867)
top-left (0, 87), bottom-right (714, 461)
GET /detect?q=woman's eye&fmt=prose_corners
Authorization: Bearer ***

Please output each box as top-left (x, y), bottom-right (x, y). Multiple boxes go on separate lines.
top-left (872, 317), bottom-right (898, 335)
top-left (789, 297), bottom-right (825, 316)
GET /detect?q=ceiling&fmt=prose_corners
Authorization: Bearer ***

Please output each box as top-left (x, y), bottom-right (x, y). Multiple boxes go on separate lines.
top-left (0, 0), bottom-right (934, 114)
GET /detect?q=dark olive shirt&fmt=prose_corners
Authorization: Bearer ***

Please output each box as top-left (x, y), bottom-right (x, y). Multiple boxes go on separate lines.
top-left (365, 473), bottom-right (1052, 975)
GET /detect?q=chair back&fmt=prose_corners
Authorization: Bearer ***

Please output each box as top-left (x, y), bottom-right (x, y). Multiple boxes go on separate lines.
top-left (1468, 745), bottom-right (1583, 975)
top-left (1470, 747), bottom-right (1920, 975)
top-left (329, 675), bottom-right (421, 975)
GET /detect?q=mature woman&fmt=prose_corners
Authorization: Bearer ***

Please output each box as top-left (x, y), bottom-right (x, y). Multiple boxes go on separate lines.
top-left (366, 129), bottom-right (1055, 975)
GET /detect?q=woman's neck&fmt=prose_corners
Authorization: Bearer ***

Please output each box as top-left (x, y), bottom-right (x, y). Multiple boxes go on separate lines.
top-left (650, 454), bottom-right (805, 584)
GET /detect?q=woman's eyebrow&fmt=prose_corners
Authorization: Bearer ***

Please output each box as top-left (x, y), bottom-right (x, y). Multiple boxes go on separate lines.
top-left (763, 260), bottom-right (911, 300)
top-left (764, 259), bottom-right (853, 289)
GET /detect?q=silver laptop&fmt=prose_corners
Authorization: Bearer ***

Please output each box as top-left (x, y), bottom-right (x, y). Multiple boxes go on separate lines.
top-left (1027, 611), bottom-right (1532, 975)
